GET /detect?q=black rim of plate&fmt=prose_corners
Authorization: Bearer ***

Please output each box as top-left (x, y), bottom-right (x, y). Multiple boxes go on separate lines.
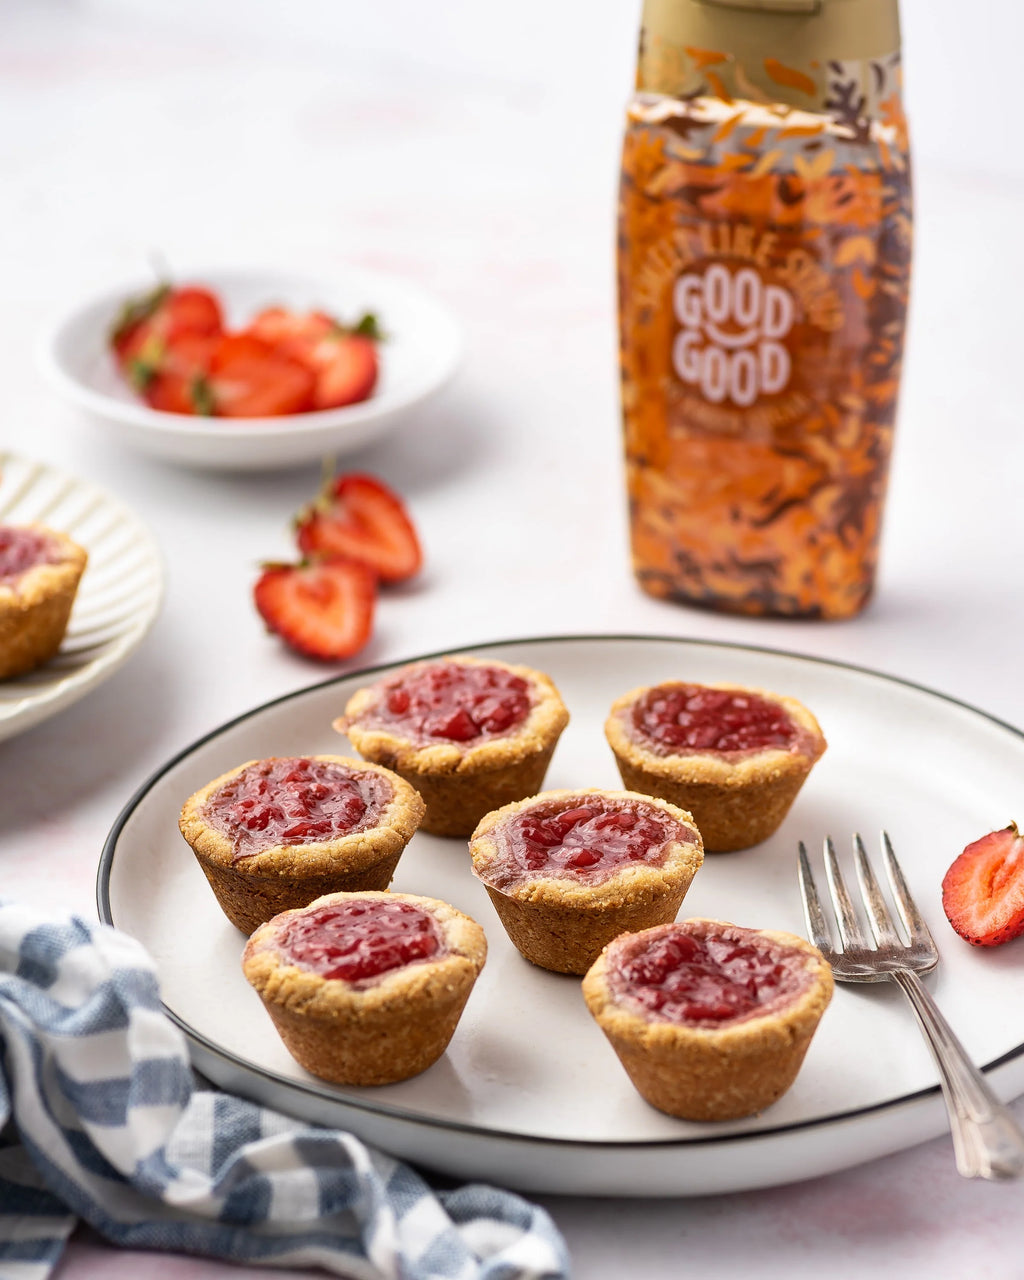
top-left (95, 631), bottom-right (1024, 1155)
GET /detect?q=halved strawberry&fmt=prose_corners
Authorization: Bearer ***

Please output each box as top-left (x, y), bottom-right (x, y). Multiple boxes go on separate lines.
top-left (110, 283), bottom-right (224, 384)
top-left (253, 557), bottom-right (376, 662)
top-left (246, 307), bottom-right (335, 361)
top-left (164, 286), bottom-right (224, 338)
top-left (112, 282), bottom-right (224, 391)
top-left (144, 371), bottom-right (198, 415)
top-left (941, 822), bottom-right (1024, 947)
top-left (311, 332), bottom-right (378, 409)
top-left (295, 472), bottom-right (422, 583)
top-left (204, 333), bottom-right (316, 418)
top-left (246, 309), bottom-right (380, 409)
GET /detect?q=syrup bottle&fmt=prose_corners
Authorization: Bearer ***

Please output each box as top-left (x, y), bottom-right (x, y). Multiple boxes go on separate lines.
top-left (618, 0), bottom-right (911, 619)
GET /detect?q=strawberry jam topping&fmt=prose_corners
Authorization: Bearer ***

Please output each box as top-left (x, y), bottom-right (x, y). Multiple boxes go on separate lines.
top-left (0, 526), bottom-right (60, 582)
top-left (359, 660), bottom-right (532, 745)
top-left (277, 898), bottom-right (445, 984)
top-left (608, 922), bottom-right (812, 1027)
top-left (480, 794), bottom-right (692, 891)
top-left (630, 684), bottom-right (798, 755)
top-left (203, 757), bottom-right (391, 861)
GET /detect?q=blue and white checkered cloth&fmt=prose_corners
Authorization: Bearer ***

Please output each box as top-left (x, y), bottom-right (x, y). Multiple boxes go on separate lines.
top-left (0, 900), bottom-right (570, 1279)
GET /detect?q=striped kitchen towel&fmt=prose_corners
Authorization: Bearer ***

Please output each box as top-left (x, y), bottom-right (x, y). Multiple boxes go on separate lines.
top-left (0, 900), bottom-right (570, 1280)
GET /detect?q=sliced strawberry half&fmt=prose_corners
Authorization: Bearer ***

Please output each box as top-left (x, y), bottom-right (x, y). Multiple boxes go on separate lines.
top-left (253, 557), bottom-right (376, 662)
top-left (295, 472), bottom-right (422, 583)
top-left (110, 283), bottom-right (224, 384)
top-left (941, 822), bottom-right (1024, 947)
top-left (246, 307), bottom-right (335, 361)
top-left (246, 309), bottom-right (380, 409)
top-left (310, 332), bottom-right (378, 409)
top-left (112, 283), bottom-right (224, 406)
top-left (204, 333), bottom-right (316, 418)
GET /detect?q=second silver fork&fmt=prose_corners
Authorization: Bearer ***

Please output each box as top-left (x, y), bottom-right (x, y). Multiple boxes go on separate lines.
top-left (799, 832), bottom-right (1024, 1181)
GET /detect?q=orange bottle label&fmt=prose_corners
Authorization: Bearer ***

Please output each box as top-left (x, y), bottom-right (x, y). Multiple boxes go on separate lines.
top-left (619, 93), bottom-right (912, 619)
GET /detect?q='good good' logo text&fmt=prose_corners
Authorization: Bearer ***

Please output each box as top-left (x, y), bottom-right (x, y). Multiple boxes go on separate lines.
top-left (672, 264), bottom-right (795, 407)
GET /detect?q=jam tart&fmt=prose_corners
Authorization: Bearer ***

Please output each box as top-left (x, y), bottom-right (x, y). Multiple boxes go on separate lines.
top-left (583, 918), bottom-right (833, 1121)
top-left (469, 787), bottom-right (703, 975)
top-left (242, 890), bottom-right (487, 1086)
top-left (337, 654), bottom-right (570, 837)
top-left (0, 523), bottom-right (87, 680)
top-left (179, 754), bottom-right (424, 934)
top-left (604, 681), bottom-right (826, 852)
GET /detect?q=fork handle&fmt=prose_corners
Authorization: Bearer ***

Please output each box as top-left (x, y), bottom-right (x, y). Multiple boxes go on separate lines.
top-left (892, 969), bottom-right (1024, 1180)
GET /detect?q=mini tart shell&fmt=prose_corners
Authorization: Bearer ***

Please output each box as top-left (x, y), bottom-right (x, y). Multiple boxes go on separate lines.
top-left (604, 682), bottom-right (826, 853)
top-left (336, 655), bottom-right (570, 838)
top-left (583, 918), bottom-right (834, 1121)
top-left (469, 788), bottom-right (704, 976)
top-left (179, 755), bottom-right (425, 935)
top-left (242, 891), bottom-right (487, 1086)
top-left (0, 525), bottom-right (88, 680)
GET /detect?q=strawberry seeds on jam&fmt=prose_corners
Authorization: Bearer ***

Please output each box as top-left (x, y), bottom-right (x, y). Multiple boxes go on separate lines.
top-left (203, 757), bottom-right (391, 861)
top-left (631, 684), bottom-right (798, 755)
top-left (0, 526), bottom-right (60, 582)
top-left (484, 796), bottom-right (687, 891)
top-left (609, 924), bottom-right (812, 1027)
top-left (365, 661), bottom-right (532, 745)
top-left (278, 898), bottom-right (445, 984)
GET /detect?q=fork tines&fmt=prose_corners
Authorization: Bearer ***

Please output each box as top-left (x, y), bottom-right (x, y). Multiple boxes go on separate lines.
top-left (798, 831), bottom-right (938, 960)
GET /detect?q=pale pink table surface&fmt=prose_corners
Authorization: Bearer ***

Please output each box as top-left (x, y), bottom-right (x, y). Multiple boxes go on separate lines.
top-left (4, 1), bottom-right (1024, 1276)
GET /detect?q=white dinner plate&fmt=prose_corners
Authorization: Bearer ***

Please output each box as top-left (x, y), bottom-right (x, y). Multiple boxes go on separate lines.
top-left (0, 452), bottom-right (163, 742)
top-left (97, 636), bottom-right (1024, 1197)
top-left (38, 265), bottom-right (463, 471)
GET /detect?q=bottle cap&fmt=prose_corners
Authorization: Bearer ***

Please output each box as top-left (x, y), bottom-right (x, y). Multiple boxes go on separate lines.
top-left (638, 0), bottom-right (902, 112)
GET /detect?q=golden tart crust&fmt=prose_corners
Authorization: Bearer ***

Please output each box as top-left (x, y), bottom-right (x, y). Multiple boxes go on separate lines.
top-left (179, 755), bottom-right (425, 934)
top-left (470, 787), bottom-right (703, 975)
top-left (604, 682), bottom-right (826, 852)
top-left (583, 918), bottom-right (833, 1121)
top-left (337, 654), bottom-right (570, 837)
top-left (243, 891), bottom-right (487, 1086)
top-left (0, 524), bottom-right (88, 680)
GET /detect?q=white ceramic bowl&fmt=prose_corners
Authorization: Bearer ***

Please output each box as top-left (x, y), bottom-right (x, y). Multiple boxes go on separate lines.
top-left (38, 266), bottom-right (463, 472)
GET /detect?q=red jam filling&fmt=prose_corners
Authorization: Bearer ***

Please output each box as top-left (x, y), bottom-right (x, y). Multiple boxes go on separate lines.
top-left (358, 661), bottom-right (532, 745)
top-left (0, 526), bottom-right (59, 582)
top-left (630, 684), bottom-right (798, 755)
top-left (608, 924), bottom-right (812, 1027)
top-left (203, 757), bottom-right (391, 861)
top-left (277, 898), bottom-right (445, 984)
top-left (481, 795), bottom-right (690, 891)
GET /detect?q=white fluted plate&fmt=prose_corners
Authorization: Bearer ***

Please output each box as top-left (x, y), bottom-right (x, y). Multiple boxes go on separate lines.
top-left (0, 452), bottom-right (163, 741)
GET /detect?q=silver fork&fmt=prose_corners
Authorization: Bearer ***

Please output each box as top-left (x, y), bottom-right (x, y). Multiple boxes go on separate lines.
top-left (798, 832), bottom-right (1024, 1180)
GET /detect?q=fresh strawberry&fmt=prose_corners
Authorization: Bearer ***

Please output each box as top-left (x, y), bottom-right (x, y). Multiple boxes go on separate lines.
top-left (253, 557), bottom-right (376, 662)
top-left (246, 308), bottom-right (381, 409)
top-left (111, 283), bottom-right (224, 398)
top-left (163, 286), bottom-right (224, 338)
top-left (144, 371), bottom-right (197, 415)
top-left (204, 333), bottom-right (316, 418)
top-left (941, 822), bottom-right (1024, 947)
top-left (246, 307), bottom-right (335, 361)
top-left (295, 472), bottom-right (422, 583)
top-left (312, 332), bottom-right (378, 409)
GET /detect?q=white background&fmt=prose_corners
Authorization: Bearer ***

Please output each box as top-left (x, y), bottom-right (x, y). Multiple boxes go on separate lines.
top-left (2, 1), bottom-right (1024, 1277)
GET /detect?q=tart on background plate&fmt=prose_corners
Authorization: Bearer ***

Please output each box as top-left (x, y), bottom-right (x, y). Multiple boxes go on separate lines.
top-left (337, 654), bottom-right (570, 837)
top-left (604, 681), bottom-right (826, 852)
top-left (179, 754), bottom-right (424, 934)
top-left (243, 890), bottom-right (487, 1085)
top-left (0, 523), bottom-right (88, 679)
top-left (583, 918), bottom-right (834, 1121)
top-left (469, 787), bottom-right (703, 975)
